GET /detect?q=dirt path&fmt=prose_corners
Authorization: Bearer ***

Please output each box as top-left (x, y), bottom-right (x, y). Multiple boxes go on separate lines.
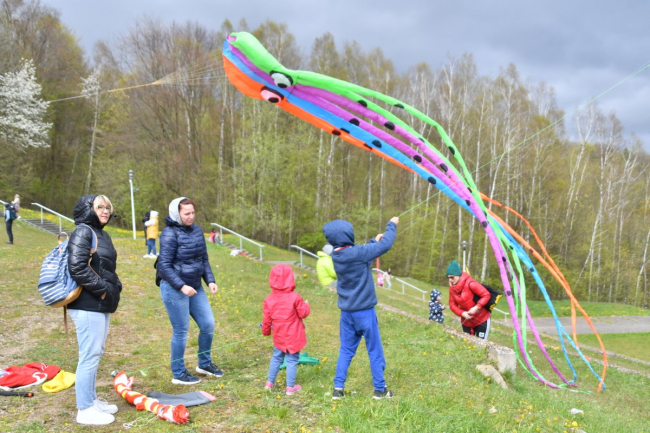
top-left (514, 315), bottom-right (650, 335)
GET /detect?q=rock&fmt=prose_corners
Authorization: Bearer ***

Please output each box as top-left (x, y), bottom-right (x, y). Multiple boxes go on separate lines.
top-left (476, 364), bottom-right (509, 389)
top-left (487, 345), bottom-right (516, 375)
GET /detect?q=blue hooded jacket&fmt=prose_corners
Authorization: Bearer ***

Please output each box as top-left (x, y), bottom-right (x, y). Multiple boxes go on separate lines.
top-left (158, 197), bottom-right (215, 290)
top-left (322, 219), bottom-right (397, 312)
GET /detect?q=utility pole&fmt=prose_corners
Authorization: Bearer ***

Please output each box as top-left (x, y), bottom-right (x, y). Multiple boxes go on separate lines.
top-left (128, 170), bottom-right (136, 240)
top-left (461, 240), bottom-right (469, 271)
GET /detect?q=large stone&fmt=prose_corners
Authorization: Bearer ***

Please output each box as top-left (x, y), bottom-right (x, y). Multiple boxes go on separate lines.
top-left (476, 364), bottom-right (509, 389)
top-left (487, 345), bottom-right (517, 375)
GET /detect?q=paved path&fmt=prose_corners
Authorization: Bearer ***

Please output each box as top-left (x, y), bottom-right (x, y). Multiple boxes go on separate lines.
top-left (525, 315), bottom-right (650, 335)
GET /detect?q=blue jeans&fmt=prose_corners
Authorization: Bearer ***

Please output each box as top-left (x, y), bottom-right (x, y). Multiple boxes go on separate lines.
top-left (334, 307), bottom-right (386, 391)
top-left (146, 239), bottom-right (156, 255)
top-left (160, 280), bottom-right (215, 378)
top-left (68, 309), bottom-right (110, 410)
top-left (267, 348), bottom-right (300, 388)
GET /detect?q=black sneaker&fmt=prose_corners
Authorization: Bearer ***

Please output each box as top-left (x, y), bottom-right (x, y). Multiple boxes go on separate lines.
top-left (171, 371), bottom-right (201, 385)
top-left (196, 363), bottom-right (224, 378)
top-left (332, 388), bottom-right (345, 400)
top-left (373, 388), bottom-right (394, 400)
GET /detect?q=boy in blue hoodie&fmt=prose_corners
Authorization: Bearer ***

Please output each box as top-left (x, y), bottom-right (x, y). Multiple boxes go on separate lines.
top-left (322, 217), bottom-right (399, 400)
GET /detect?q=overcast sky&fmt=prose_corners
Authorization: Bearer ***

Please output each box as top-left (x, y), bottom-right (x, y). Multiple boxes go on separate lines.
top-left (51, 0), bottom-right (650, 152)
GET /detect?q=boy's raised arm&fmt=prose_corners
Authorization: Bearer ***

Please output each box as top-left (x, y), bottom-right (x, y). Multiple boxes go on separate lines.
top-left (357, 217), bottom-right (399, 262)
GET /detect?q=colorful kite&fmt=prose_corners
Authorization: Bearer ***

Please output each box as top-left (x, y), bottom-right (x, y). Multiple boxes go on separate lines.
top-left (113, 370), bottom-right (189, 424)
top-left (222, 32), bottom-right (607, 391)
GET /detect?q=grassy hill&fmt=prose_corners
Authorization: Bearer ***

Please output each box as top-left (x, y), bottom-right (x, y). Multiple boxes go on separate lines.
top-left (1, 221), bottom-right (649, 432)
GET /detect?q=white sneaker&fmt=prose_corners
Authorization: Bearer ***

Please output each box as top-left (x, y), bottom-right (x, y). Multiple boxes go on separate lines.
top-left (94, 397), bottom-right (118, 414)
top-left (143, 254), bottom-right (150, 258)
top-left (76, 405), bottom-right (115, 425)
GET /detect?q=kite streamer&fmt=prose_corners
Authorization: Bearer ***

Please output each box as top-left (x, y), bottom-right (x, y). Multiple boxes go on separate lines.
top-left (223, 31), bottom-right (607, 391)
top-left (113, 371), bottom-right (189, 424)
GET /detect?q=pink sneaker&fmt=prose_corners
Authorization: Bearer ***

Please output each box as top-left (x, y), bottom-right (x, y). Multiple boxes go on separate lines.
top-left (286, 384), bottom-right (302, 396)
top-left (264, 381), bottom-right (274, 390)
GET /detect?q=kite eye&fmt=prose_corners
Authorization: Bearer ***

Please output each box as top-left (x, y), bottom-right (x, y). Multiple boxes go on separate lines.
top-left (270, 71), bottom-right (293, 88)
top-left (260, 87), bottom-right (284, 104)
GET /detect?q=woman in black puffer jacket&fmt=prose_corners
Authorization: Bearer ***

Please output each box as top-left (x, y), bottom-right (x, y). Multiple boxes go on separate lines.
top-left (67, 194), bottom-right (121, 425)
top-left (158, 197), bottom-right (221, 385)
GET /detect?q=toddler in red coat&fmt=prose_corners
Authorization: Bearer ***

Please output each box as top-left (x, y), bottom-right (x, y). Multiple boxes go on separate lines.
top-left (261, 264), bottom-right (310, 396)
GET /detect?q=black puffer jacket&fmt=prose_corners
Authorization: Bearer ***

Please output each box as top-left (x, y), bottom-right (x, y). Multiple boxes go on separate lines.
top-left (67, 195), bottom-right (122, 313)
top-left (158, 216), bottom-right (215, 290)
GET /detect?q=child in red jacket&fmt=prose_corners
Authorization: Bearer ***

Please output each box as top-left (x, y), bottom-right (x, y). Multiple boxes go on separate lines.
top-left (261, 264), bottom-right (310, 396)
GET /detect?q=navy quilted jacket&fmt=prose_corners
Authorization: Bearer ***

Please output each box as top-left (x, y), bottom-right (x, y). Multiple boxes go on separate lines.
top-left (157, 216), bottom-right (215, 290)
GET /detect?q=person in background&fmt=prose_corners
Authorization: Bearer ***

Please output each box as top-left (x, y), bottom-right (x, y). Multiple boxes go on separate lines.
top-left (67, 195), bottom-right (122, 425)
top-left (446, 260), bottom-right (492, 339)
top-left (428, 289), bottom-right (445, 323)
top-left (141, 211), bottom-right (151, 243)
top-left (11, 194), bottom-right (20, 217)
top-left (4, 202), bottom-right (17, 244)
top-left (143, 210), bottom-right (159, 258)
top-left (262, 264), bottom-right (310, 396)
top-left (158, 197), bottom-right (222, 385)
top-left (383, 268), bottom-right (392, 289)
top-left (316, 244), bottom-right (337, 287)
top-left (323, 216), bottom-right (399, 400)
top-left (209, 228), bottom-right (222, 244)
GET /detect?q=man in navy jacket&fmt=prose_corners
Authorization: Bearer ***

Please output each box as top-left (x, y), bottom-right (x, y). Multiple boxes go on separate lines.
top-left (323, 216), bottom-right (399, 400)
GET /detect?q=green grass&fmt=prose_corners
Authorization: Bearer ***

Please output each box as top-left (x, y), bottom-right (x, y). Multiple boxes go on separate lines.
top-left (576, 333), bottom-right (650, 363)
top-left (1, 222), bottom-right (650, 432)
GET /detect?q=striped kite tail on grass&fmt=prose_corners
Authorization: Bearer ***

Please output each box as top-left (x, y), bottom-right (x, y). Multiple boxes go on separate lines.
top-left (113, 371), bottom-right (189, 424)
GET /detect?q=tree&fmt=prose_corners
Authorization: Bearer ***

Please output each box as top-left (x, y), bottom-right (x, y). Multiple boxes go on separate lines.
top-left (0, 58), bottom-right (51, 148)
top-left (81, 67), bottom-right (101, 194)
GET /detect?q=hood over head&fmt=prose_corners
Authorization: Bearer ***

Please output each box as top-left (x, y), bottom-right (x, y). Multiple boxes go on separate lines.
top-left (269, 264), bottom-right (295, 293)
top-left (431, 289), bottom-right (442, 301)
top-left (322, 220), bottom-right (355, 248)
top-left (168, 197), bottom-right (187, 225)
top-left (73, 194), bottom-right (105, 229)
top-left (322, 244), bottom-right (333, 255)
top-left (150, 210), bottom-right (158, 218)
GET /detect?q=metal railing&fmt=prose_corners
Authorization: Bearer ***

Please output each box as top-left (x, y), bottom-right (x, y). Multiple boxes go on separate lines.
top-left (372, 268), bottom-right (428, 301)
top-left (210, 223), bottom-right (265, 261)
top-left (0, 199), bottom-right (6, 205)
top-left (31, 202), bottom-right (74, 233)
top-left (290, 245), bottom-right (319, 267)
top-left (492, 307), bottom-right (510, 323)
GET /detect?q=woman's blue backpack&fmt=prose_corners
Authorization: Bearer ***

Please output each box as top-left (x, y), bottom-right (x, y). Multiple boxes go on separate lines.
top-left (38, 224), bottom-right (97, 308)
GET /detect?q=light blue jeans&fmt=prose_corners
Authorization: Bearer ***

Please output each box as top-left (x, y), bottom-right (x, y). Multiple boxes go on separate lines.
top-left (160, 280), bottom-right (215, 378)
top-left (68, 309), bottom-right (110, 410)
top-left (267, 348), bottom-right (300, 388)
top-left (146, 239), bottom-right (157, 255)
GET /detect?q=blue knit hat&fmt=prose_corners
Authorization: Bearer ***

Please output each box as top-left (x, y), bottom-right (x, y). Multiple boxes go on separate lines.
top-left (446, 260), bottom-right (462, 276)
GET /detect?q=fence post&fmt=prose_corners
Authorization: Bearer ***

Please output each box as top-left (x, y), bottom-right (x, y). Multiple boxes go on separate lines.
top-left (40, 208), bottom-right (43, 224)
top-left (58, 216), bottom-right (62, 233)
top-left (259, 246), bottom-right (263, 261)
top-left (401, 281), bottom-right (405, 294)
